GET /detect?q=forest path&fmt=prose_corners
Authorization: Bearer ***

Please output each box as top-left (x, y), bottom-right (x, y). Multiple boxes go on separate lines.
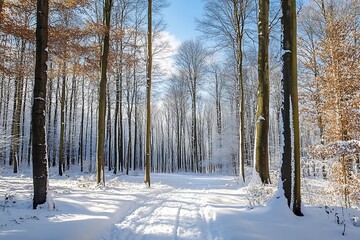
top-left (2, 171), bottom-right (359, 240)
top-left (105, 174), bottom-right (235, 240)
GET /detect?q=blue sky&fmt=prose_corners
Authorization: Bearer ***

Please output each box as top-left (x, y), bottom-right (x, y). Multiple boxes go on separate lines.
top-left (163, 0), bottom-right (205, 42)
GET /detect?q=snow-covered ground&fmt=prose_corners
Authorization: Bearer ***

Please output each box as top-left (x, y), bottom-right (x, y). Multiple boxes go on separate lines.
top-left (1, 168), bottom-right (359, 240)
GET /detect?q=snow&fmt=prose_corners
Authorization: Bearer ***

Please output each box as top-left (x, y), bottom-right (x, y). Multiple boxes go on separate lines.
top-left (1, 168), bottom-right (360, 240)
top-left (34, 97), bottom-right (45, 101)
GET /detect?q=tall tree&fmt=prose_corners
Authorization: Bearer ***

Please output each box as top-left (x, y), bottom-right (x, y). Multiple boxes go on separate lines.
top-left (254, 0), bottom-right (270, 183)
top-left (10, 38), bottom-right (26, 173)
top-left (233, 0), bottom-right (246, 183)
top-left (317, 0), bottom-right (360, 207)
top-left (280, 0), bottom-right (302, 216)
top-left (59, 63), bottom-right (66, 176)
top-left (96, 0), bottom-right (113, 185)
top-left (32, 0), bottom-right (49, 209)
top-left (197, 0), bottom-right (252, 181)
top-left (144, 0), bottom-right (152, 187)
top-left (176, 40), bottom-right (207, 173)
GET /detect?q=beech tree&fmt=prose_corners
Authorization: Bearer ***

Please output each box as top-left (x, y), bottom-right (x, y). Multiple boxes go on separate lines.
top-left (254, 0), bottom-right (270, 184)
top-left (175, 39), bottom-right (207, 173)
top-left (96, 0), bottom-right (113, 185)
top-left (280, 0), bottom-right (302, 216)
top-left (316, 0), bottom-right (359, 207)
top-left (32, 0), bottom-right (49, 209)
top-left (144, 0), bottom-right (152, 187)
top-left (197, 0), bottom-right (253, 181)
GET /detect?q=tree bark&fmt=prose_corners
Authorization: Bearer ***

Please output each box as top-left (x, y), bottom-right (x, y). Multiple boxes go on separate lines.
top-left (234, 0), bottom-right (245, 182)
top-left (280, 0), bottom-right (302, 216)
top-left (254, 0), bottom-right (271, 184)
top-left (10, 39), bottom-right (25, 173)
top-left (79, 75), bottom-right (85, 172)
top-left (96, 0), bottom-right (113, 185)
top-left (144, 0), bottom-right (152, 187)
top-left (59, 63), bottom-right (66, 176)
top-left (32, 0), bottom-right (49, 209)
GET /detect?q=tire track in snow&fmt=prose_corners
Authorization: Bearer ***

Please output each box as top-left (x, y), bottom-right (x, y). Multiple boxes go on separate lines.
top-left (109, 187), bottom-right (216, 240)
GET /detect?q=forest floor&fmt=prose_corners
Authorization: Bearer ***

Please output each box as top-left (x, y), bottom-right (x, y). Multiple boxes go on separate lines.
top-left (1, 167), bottom-right (360, 240)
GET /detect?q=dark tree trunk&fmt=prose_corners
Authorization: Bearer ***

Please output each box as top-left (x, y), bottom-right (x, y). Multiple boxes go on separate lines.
top-left (281, 0), bottom-right (302, 216)
top-left (59, 63), bottom-right (66, 176)
top-left (32, 0), bottom-right (49, 209)
top-left (96, 0), bottom-right (113, 185)
top-left (79, 76), bottom-right (85, 172)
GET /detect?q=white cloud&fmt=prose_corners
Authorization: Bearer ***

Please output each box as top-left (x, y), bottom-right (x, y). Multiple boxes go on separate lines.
top-left (153, 31), bottom-right (181, 78)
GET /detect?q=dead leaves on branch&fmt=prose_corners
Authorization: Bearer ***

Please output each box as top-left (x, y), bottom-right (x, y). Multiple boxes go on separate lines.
top-left (310, 140), bottom-right (360, 159)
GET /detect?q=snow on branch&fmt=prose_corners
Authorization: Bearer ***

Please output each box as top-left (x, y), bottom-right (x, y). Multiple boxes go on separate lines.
top-left (310, 140), bottom-right (360, 159)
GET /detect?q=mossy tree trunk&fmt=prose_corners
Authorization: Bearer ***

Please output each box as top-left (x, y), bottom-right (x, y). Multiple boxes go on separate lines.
top-left (254, 0), bottom-right (270, 184)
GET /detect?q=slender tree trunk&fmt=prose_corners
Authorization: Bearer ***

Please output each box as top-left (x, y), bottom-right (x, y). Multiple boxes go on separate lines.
top-left (113, 68), bottom-right (120, 174)
top-left (70, 74), bottom-right (77, 166)
top-left (32, 0), bottom-right (49, 209)
top-left (52, 74), bottom-right (60, 167)
top-left (133, 100), bottom-right (138, 171)
top-left (79, 76), bottom-right (85, 172)
top-left (10, 75), bottom-right (19, 167)
top-left (254, 0), bottom-right (271, 183)
top-left (59, 63), bottom-right (66, 176)
top-left (119, 72), bottom-right (124, 173)
top-left (67, 74), bottom-right (75, 168)
top-left (20, 75), bottom-right (29, 163)
top-left (280, 0), bottom-right (302, 216)
top-left (47, 71), bottom-right (53, 167)
top-left (96, 0), bottom-right (113, 185)
top-left (126, 99), bottom-right (132, 175)
top-left (10, 39), bottom-right (26, 172)
top-left (215, 71), bottom-right (222, 146)
top-left (89, 90), bottom-right (94, 172)
top-left (234, 0), bottom-right (245, 182)
top-left (191, 81), bottom-right (198, 172)
top-left (144, 0), bottom-right (152, 187)
top-left (84, 83), bottom-right (91, 171)
top-left (106, 84), bottom-right (112, 171)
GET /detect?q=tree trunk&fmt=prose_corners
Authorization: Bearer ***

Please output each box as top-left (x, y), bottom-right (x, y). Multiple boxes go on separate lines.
top-left (234, 0), bottom-right (245, 182)
top-left (32, 0), bottom-right (49, 209)
top-left (113, 68), bottom-right (120, 174)
top-left (46, 73), bottom-right (53, 167)
top-left (106, 84), bottom-right (112, 171)
top-left (254, 0), bottom-right (270, 184)
top-left (52, 74), bottom-right (60, 167)
top-left (89, 90), bottom-right (94, 172)
top-left (191, 81), bottom-right (198, 172)
top-left (280, 0), bottom-right (302, 216)
top-left (21, 75), bottom-right (29, 163)
top-left (10, 39), bottom-right (26, 173)
top-left (96, 0), bottom-right (113, 185)
top-left (133, 92), bottom-right (138, 171)
top-left (79, 75), bottom-right (85, 172)
top-left (59, 63), bottom-right (66, 176)
top-left (144, 0), bottom-right (152, 187)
